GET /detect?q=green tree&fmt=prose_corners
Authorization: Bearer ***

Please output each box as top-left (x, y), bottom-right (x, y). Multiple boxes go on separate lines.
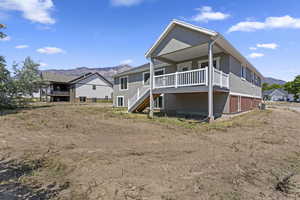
top-left (0, 56), bottom-right (13, 109)
top-left (13, 57), bottom-right (41, 98)
top-left (262, 83), bottom-right (269, 91)
top-left (284, 76), bottom-right (300, 101)
top-left (262, 83), bottom-right (282, 91)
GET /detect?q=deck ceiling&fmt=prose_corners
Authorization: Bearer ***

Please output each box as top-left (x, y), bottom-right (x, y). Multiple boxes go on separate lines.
top-left (156, 43), bottom-right (223, 63)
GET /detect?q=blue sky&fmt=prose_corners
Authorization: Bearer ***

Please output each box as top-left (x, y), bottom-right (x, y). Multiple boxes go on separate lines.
top-left (0, 0), bottom-right (299, 81)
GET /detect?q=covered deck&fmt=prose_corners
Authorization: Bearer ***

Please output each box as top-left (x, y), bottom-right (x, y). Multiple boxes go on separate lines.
top-left (145, 20), bottom-right (233, 120)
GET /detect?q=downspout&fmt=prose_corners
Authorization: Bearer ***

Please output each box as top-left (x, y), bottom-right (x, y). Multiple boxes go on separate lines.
top-left (208, 34), bottom-right (221, 122)
top-left (149, 58), bottom-right (154, 118)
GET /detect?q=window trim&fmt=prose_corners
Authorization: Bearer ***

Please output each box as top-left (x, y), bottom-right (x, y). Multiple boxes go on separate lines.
top-left (198, 57), bottom-right (221, 69)
top-left (143, 71), bottom-right (150, 86)
top-left (241, 65), bottom-right (247, 80)
top-left (116, 96), bottom-right (125, 107)
top-left (119, 76), bottom-right (128, 91)
top-left (154, 94), bottom-right (164, 109)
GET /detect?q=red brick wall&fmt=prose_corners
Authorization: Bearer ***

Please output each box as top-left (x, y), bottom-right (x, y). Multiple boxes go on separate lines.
top-left (230, 95), bottom-right (261, 113)
top-left (230, 96), bottom-right (239, 113)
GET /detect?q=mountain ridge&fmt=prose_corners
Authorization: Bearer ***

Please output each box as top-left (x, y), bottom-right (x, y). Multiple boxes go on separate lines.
top-left (42, 64), bottom-right (133, 82)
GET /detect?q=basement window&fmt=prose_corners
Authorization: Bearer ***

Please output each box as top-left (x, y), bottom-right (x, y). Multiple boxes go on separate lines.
top-left (117, 96), bottom-right (124, 107)
top-left (80, 96), bottom-right (86, 102)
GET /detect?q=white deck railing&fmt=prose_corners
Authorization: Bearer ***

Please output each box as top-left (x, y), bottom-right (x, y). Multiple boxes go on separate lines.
top-left (154, 67), bottom-right (229, 89)
top-left (213, 68), bottom-right (229, 88)
top-left (154, 68), bottom-right (208, 89)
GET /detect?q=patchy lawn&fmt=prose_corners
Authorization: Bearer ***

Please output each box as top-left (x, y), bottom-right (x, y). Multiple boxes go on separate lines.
top-left (0, 103), bottom-right (299, 200)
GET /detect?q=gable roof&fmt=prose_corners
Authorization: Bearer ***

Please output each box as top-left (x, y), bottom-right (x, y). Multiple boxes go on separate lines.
top-left (69, 72), bottom-right (113, 87)
top-left (145, 19), bottom-right (217, 58)
top-left (145, 19), bottom-right (263, 78)
top-left (41, 72), bottom-right (79, 83)
top-left (263, 88), bottom-right (288, 96)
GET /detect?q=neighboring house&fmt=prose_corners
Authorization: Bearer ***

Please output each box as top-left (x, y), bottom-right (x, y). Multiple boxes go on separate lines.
top-left (113, 20), bottom-right (263, 120)
top-left (40, 72), bottom-right (113, 102)
top-left (263, 88), bottom-right (294, 101)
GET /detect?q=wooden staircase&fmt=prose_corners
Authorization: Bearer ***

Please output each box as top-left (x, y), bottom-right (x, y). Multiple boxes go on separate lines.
top-left (128, 87), bottom-right (161, 113)
top-left (134, 94), bottom-right (161, 112)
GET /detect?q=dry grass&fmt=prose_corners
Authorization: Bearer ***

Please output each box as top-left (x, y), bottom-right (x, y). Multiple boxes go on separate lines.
top-left (0, 103), bottom-right (300, 199)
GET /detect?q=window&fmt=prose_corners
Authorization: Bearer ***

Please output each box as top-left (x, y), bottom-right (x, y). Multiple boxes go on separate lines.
top-left (92, 98), bottom-right (97, 103)
top-left (92, 85), bottom-right (96, 90)
top-left (143, 69), bottom-right (164, 85)
top-left (120, 76), bottom-right (128, 90)
top-left (251, 72), bottom-right (255, 84)
top-left (241, 66), bottom-right (246, 79)
top-left (117, 96), bottom-right (124, 107)
top-left (198, 58), bottom-right (220, 69)
top-left (143, 72), bottom-right (150, 85)
top-left (154, 95), bottom-right (164, 109)
top-left (79, 96), bottom-right (86, 102)
top-left (155, 69), bottom-right (164, 76)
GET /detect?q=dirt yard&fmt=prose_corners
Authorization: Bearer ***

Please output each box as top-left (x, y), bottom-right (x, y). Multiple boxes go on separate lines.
top-left (0, 103), bottom-right (299, 200)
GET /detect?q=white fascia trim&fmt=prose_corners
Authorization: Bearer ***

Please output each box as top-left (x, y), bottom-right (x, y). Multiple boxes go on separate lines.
top-left (230, 92), bottom-right (262, 99)
top-left (145, 19), bottom-right (217, 58)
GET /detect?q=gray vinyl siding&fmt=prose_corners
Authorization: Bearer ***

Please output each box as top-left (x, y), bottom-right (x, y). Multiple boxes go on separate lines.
top-left (75, 74), bottom-right (113, 99)
top-left (113, 67), bottom-right (166, 107)
top-left (164, 92), bottom-right (229, 116)
top-left (229, 56), bottom-right (262, 98)
top-left (152, 25), bottom-right (211, 57)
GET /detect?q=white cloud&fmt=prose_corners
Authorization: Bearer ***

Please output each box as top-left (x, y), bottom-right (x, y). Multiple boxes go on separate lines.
top-left (120, 59), bottom-right (133, 65)
top-left (111, 0), bottom-right (143, 6)
top-left (248, 53), bottom-right (264, 58)
top-left (249, 47), bottom-right (257, 50)
top-left (39, 62), bottom-right (48, 67)
top-left (0, 0), bottom-right (55, 24)
top-left (37, 47), bottom-right (65, 54)
top-left (0, 35), bottom-right (11, 41)
top-left (192, 6), bottom-right (230, 22)
top-left (228, 15), bottom-right (300, 32)
top-left (256, 43), bottom-right (278, 49)
top-left (15, 44), bottom-right (29, 49)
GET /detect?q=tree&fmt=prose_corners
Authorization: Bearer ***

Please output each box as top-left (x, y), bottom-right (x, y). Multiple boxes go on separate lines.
top-left (284, 75), bottom-right (300, 101)
top-left (262, 83), bottom-right (269, 91)
top-left (13, 57), bottom-right (41, 98)
top-left (262, 83), bottom-right (282, 91)
top-left (0, 56), bottom-right (13, 108)
top-left (0, 24), bottom-right (6, 39)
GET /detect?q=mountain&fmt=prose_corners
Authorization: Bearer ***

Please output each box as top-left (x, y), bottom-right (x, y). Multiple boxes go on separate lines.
top-left (43, 65), bottom-right (133, 82)
top-left (263, 77), bottom-right (286, 85)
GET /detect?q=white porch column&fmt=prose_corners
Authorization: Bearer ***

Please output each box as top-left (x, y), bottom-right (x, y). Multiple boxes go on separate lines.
top-left (208, 41), bottom-right (214, 121)
top-left (149, 58), bottom-right (154, 118)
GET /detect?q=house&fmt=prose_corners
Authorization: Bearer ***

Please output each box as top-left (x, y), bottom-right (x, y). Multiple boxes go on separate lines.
top-left (113, 20), bottom-right (263, 120)
top-left (263, 88), bottom-right (294, 101)
top-left (40, 72), bottom-right (113, 102)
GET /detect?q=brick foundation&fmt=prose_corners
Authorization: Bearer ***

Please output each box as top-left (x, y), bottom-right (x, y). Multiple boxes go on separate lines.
top-left (230, 95), bottom-right (261, 113)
